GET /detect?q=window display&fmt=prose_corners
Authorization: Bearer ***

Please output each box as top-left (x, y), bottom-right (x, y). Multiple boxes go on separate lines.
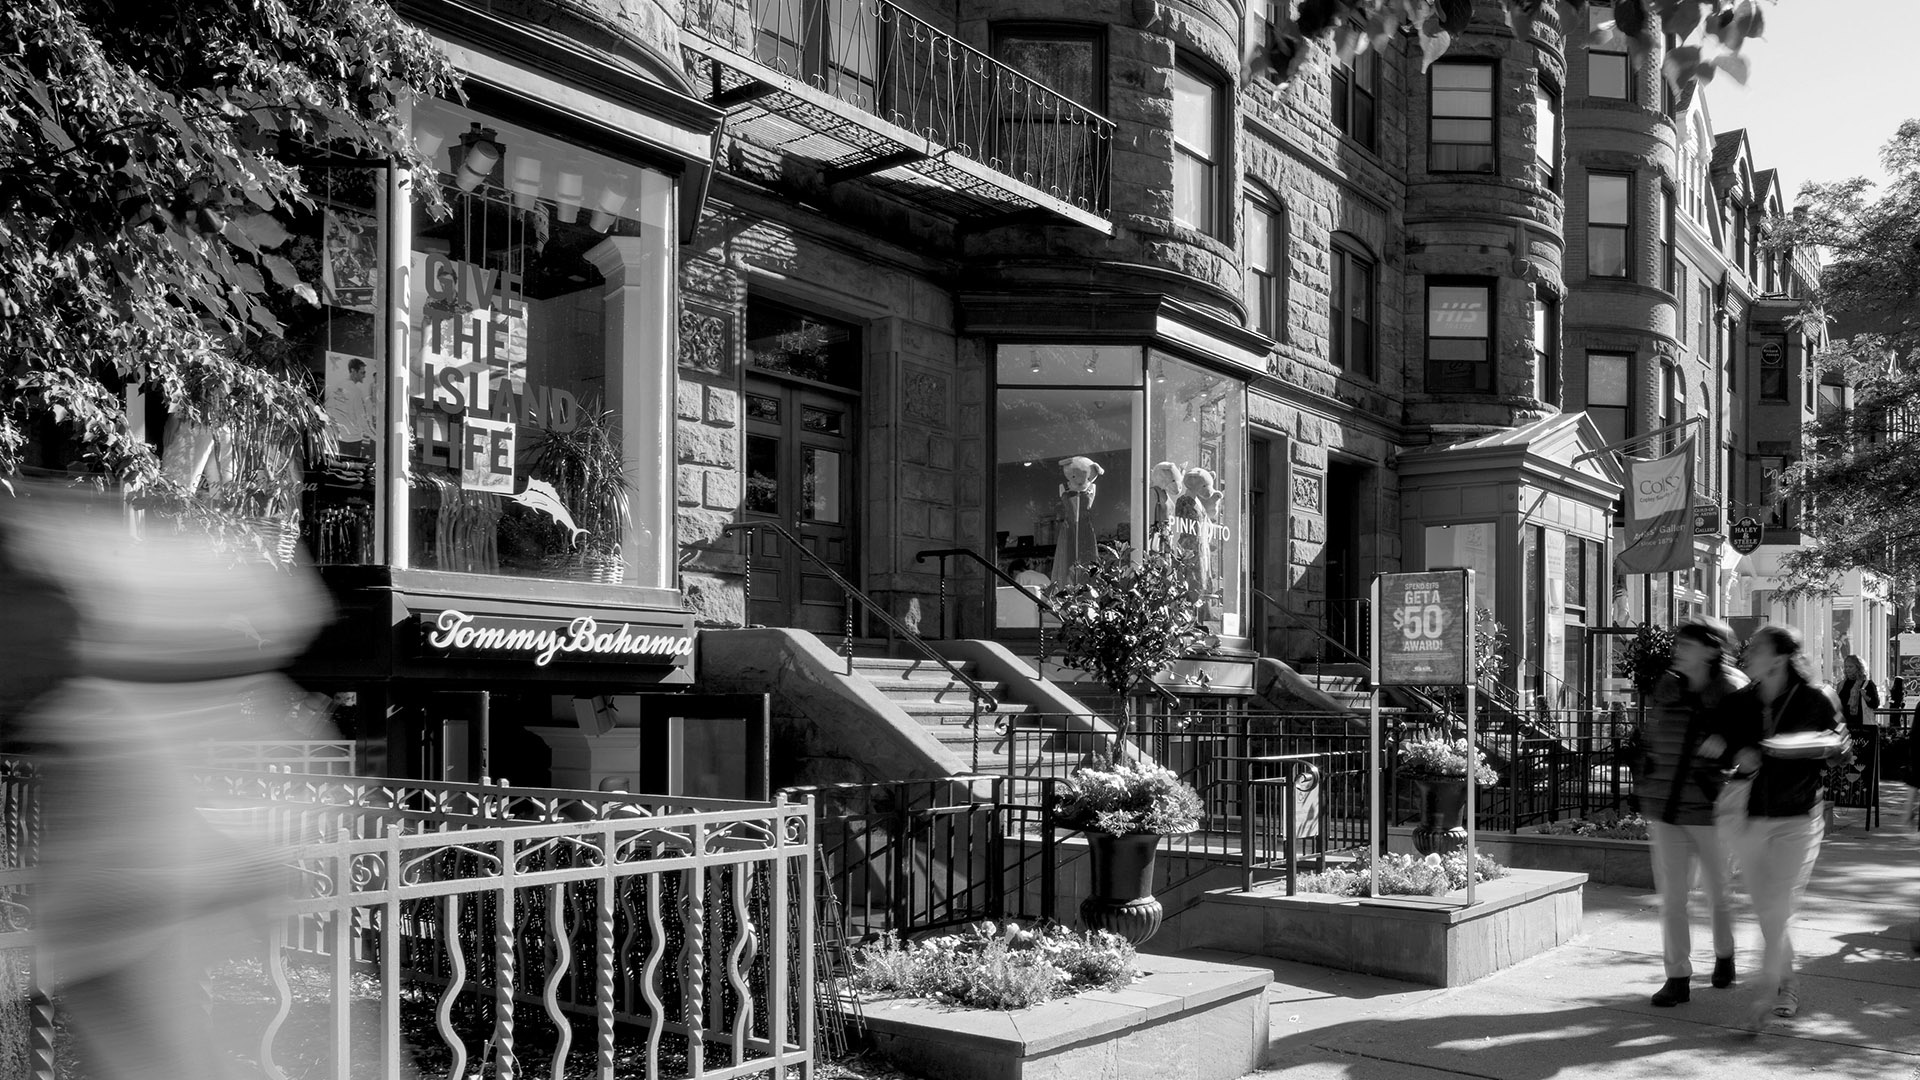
top-left (993, 346), bottom-right (1245, 641)
top-left (404, 99), bottom-right (657, 582)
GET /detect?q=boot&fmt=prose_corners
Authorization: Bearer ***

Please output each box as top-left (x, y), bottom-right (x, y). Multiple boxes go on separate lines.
top-left (1712, 957), bottom-right (1736, 988)
top-left (1651, 977), bottom-right (1690, 1007)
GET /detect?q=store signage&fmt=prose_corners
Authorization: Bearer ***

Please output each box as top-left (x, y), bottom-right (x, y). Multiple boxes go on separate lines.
top-left (1730, 516), bottom-right (1764, 555)
top-left (418, 609), bottom-right (693, 667)
top-left (1692, 503), bottom-right (1723, 536)
top-left (1375, 569), bottom-right (1472, 686)
top-left (1617, 437), bottom-right (1696, 575)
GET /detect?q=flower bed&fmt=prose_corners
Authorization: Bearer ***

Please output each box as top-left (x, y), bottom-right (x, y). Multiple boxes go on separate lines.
top-left (849, 922), bottom-right (1136, 1011)
top-left (1530, 812), bottom-right (1649, 841)
top-left (1295, 851), bottom-right (1509, 899)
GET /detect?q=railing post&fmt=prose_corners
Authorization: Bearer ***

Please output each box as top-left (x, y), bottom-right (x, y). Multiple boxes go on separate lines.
top-left (1283, 764), bottom-right (1298, 896)
top-left (739, 526), bottom-right (753, 629)
top-left (1240, 768), bottom-right (1255, 893)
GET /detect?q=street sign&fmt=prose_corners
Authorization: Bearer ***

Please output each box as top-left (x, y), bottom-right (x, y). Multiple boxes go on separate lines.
top-left (1692, 503), bottom-right (1723, 536)
top-left (1374, 569), bottom-right (1473, 686)
top-left (1730, 516), bottom-right (1764, 555)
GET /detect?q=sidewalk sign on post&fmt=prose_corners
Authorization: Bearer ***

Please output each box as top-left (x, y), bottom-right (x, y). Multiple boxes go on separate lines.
top-left (1372, 568), bottom-right (1478, 906)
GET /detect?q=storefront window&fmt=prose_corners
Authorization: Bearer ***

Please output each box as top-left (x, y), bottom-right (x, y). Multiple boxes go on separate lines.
top-left (404, 99), bottom-right (660, 582)
top-left (1424, 523), bottom-right (1497, 613)
top-left (992, 346), bottom-right (1246, 640)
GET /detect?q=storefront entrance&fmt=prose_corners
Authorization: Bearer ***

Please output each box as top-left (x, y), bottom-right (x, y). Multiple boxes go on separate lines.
top-left (743, 376), bottom-right (858, 632)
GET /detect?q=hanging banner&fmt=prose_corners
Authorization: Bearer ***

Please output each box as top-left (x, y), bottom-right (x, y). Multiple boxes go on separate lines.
top-left (1618, 437), bottom-right (1696, 575)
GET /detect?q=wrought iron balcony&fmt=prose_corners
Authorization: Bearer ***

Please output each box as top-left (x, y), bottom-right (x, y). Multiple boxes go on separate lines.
top-left (680, 0), bottom-right (1113, 233)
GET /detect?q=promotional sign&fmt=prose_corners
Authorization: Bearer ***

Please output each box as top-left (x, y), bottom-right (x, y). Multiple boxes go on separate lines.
top-left (1375, 569), bottom-right (1473, 686)
top-left (1730, 516), bottom-right (1764, 555)
top-left (417, 610), bottom-right (694, 667)
top-left (1692, 503), bottom-right (1723, 536)
top-left (1617, 437), bottom-right (1697, 574)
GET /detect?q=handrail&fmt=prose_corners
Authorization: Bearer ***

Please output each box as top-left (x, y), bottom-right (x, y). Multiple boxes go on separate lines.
top-left (727, 523), bottom-right (997, 713)
top-left (1252, 586), bottom-right (1364, 667)
top-left (1225, 753), bottom-right (1326, 896)
top-left (915, 545), bottom-right (1186, 718)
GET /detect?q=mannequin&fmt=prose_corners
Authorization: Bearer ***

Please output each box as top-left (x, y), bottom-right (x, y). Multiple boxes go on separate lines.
top-left (1051, 455), bottom-right (1104, 587)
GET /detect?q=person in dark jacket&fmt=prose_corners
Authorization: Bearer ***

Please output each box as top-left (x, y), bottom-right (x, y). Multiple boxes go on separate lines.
top-left (1640, 617), bottom-right (1747, 1007)
top-left (1702, 624), bottom-right (1850, 1023)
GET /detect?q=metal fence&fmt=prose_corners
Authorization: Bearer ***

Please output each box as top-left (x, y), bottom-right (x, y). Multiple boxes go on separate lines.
top-left (1, 761), bottom-right (816, 1080)
top-left (781, 775), bottom-right (1055, 947)
top-left (202, 739), bottom-right (357, 775)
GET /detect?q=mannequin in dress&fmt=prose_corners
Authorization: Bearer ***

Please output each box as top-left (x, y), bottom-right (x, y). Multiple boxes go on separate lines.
top-left (1051, 456), bottom-right (1104, 587)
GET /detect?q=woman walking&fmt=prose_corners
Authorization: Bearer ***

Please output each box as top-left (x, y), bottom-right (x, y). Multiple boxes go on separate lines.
top-left (1835, 654), bottom-right (1879, 728)
top-left (1703, 625), bottom-right (1851, 1022)
top-left (1640, 617), bottom-right (1746, 1006)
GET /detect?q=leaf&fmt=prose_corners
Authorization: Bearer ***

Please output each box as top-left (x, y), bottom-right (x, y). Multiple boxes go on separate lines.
top-left (260, 253), bottom-right (303, 290)
top-left (233, 211), bottom-right (292, 250)
top-left (1436, 0), bottom-right (1473, 36)
top-left (1711, 51), bottom-right (1750, 85)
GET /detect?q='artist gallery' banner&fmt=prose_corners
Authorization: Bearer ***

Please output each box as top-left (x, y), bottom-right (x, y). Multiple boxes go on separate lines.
top-left (1618, 437), bottom-right (1697, 575)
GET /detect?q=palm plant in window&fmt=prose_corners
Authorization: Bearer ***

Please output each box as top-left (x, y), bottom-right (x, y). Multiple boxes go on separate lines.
top-left (523, 407), bottom-right (631, 584)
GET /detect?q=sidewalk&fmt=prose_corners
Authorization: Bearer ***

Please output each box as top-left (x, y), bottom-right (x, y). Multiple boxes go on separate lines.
top-left (1184, 793), bottom-right (1920, 1079)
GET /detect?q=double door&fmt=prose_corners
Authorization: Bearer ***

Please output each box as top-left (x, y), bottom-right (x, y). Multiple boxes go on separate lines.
top-left (742, 377), bottom-right (857, 633)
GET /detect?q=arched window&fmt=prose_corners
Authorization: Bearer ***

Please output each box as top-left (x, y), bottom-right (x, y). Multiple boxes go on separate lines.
top-left (1244, 187), bottom-right (1286, 341)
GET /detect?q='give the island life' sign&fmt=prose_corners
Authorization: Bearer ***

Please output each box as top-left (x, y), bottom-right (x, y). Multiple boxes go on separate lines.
top-left (1374, 569), bottom-right (1474, 686)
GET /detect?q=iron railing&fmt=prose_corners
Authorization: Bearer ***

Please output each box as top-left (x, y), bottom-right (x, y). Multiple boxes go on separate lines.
top-left (0, 762), bottom-right (816, 1080)
top-left (681, 0), bottom-right (1113, 222)
top-left (727, 522), bottom-right (997, 715)
top-left (782, 775), bottom-right (1056, 945)
top-left (203, 738), bottom-right (357, 775)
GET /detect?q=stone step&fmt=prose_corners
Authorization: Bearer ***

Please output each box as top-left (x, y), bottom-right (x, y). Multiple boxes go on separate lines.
top-left (898, 701), bottom-right (1036, 720)
top-left (868, 680), bottom-right (1009, 703)
top-left (849, 656), bottom-right (983, 677)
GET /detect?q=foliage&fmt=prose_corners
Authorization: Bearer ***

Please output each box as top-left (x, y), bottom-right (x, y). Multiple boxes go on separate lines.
top-left (1398, 736), bottom-right (1498, 786)
top-left (524, 408), bottom-right (632, 557)
top-left (1612, 623), bottom-right (1675, 688)
top-left (0, 0), bottom-right (457, 501)
top-left (1295, 851), bottom-right (1509, 898)
top-left (848, 921), bottom-right (1136, 1011)
top-left (1473, 607), bottom-right (1509, 683)
top-left (1763, 119), bottom-right (1920, 597)
top-left (1048, 542), bottom-right (1209, 722)
top-left (1055, 759), bottom-right (1202, 836)
top-left (1530, 812), bottom-right (1650, 840)
top-left (1246, 1), bottom-right (1763, 92)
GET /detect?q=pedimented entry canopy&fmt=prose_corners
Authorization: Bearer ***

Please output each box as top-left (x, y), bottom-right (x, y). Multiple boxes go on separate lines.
top-left (1397, 412), bottom-right (1625, 514)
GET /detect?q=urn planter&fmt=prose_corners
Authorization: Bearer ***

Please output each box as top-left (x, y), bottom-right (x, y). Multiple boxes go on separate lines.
top-left (1409, 776), bottom-right (1468, 856)
top-left (1078, 831), bottom-right (1165, 945)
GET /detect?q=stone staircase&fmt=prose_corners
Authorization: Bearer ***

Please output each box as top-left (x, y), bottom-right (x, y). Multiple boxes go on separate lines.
top-left (848, 656), bottom-right (1088, 774)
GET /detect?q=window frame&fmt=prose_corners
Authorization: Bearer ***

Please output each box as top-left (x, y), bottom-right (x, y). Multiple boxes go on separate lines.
top-left (1533, 77), bottom-right (1561, 190)
top-left (1587, 171), bottom-right (1632, 279)
top-left (1428, 60), bottom-right (1499, 174)
top-left (1660, 185), bottom-right (1676, 293)
top-left (1586, 350), bottom-right (1633, 449)
top-left (1532, 290), bottom-right (1561, 406)
top-left (1329, 236), bottom-right (1376, 380)
top-left (1243, 186), bottom-right (1286, 342)
top-left (989, 22), bottom-right (1108, 112)
top-left (1424, 276), bottom-right (1496, 394)
top-left (1587, 2), bottom-right (1632, 100)
top-left (1171, 56), bottom-right (1225, 237)
top-left (1332, 43), bottom-right (1379, 151)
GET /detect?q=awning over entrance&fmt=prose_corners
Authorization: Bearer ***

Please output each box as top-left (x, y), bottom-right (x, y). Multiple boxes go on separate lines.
top-left (680, 0), bottom-right (1114, 233)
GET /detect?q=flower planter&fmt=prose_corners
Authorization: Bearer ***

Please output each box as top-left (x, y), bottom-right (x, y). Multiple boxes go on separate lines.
top-left (1079, 832), bottom-right (1164, 945)
top-left (1410, 776), bottom-right (1468, 856)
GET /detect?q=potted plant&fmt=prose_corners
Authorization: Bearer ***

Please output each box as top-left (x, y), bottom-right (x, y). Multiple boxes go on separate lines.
top-left (1054, 759), bottom-right (1202, 944)
top-left (1047, 542), bottom-right (1210, 740)
top-left (1397, 736), bottom-right (1497, 856)
top-left (524, 407), bottom-right (632, 584)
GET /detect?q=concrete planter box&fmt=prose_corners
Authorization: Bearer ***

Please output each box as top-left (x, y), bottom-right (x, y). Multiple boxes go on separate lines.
top-left (851, 953), bottom-right (1270, 1080)
top-left (1186, 868), bottom-right (1587, 987)
top-left (1385, 826), bottom-right (1654, 889)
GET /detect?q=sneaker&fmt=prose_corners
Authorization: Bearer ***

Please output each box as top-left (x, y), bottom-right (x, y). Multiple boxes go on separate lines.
top-left (1712, 957), bottom-right (1736, 989)
top-left (1772, 982), bottom-right (1800, 1018)
top-left (1651, 977), bottom-right (1690, 1007)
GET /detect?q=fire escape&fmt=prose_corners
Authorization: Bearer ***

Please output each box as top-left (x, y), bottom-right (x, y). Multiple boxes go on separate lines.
top-left (680, 0), bottom-right (1114, 233)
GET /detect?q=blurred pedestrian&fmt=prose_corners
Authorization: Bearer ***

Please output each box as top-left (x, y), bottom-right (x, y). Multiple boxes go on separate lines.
top-left (1835, 653), bottom-right (1878, 728)
top-left (1702, 624), bottom-right (1851, 1024)
top-left (1, 484), bottom-right (327, 1079)
top-left (1640, 617), bottom-right (1746, 1006)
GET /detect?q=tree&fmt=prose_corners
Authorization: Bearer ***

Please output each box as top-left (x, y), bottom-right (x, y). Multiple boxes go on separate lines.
top-left (1048, 543), bottom-right (1211, 738)
top-left (0, 0), bottom-right (455, 498)
top-left (1248, 0), bottom-right (1765, 89)
top-left (1764, 120), bottom-right (1920, 597)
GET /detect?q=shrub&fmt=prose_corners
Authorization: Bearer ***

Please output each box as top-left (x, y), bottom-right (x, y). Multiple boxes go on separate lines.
top-left (1055, 760), bottom-right (1203, 836)
top-left (848, 922), bottom-right (1136, 1011)
top-left (1398, 737), bottom-right (1498, 786)
top-left (1295, 851), bottom-right (1509, 898)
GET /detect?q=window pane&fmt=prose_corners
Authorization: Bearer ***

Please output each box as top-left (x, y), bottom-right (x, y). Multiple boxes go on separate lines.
top-left (747, 300), bottom-right (862, 387)
top-left (1433, 63), bottom-right (1493, 92)
top-left (1245, 203), bottom-right (1272, 270)
top-left (996, 34), bottom-right (1099, 110)
top-left (1428, 285), bottom-right (1488, 338)
top-left (1433, 118), bottom-right (1494, 143)
top-left (1588, 225), bottom-right (1628, 277)
top-left (1534, 83), bottom-right (1558, 173)
top-left (998, 344), bottom-right (1143, 386)
top-left (1590, 54), bottom-right (1628, 98)
top-left (1173, 66), bottom-right (1216, 156)
top-left (1588, 352), bottom-right (1629, 407)
top-left (1148, 353), bottom-right (1246, 639)
top-left (1588, 174), bottom-right (1629, 224)
top-left (802, 447), bottom-right (841, 523)
top-left (1173, 149), bottom-right (1214, 231)
top-left (745, 434), bottom-right (780, 514)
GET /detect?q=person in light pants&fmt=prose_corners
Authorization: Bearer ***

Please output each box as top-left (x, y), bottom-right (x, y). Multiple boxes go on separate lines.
top-left (1640, 617), bottom-right (1746, 1007)
top-left (1703, 624), bottom-right (1850, 1024)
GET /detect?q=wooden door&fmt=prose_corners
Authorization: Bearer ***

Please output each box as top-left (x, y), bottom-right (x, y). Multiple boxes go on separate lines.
top-left (743, 379), bottom-right (857, 633)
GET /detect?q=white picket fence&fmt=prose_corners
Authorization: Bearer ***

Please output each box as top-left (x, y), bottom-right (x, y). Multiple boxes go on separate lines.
top-left (0, 758), bottom-right (816, 1080)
